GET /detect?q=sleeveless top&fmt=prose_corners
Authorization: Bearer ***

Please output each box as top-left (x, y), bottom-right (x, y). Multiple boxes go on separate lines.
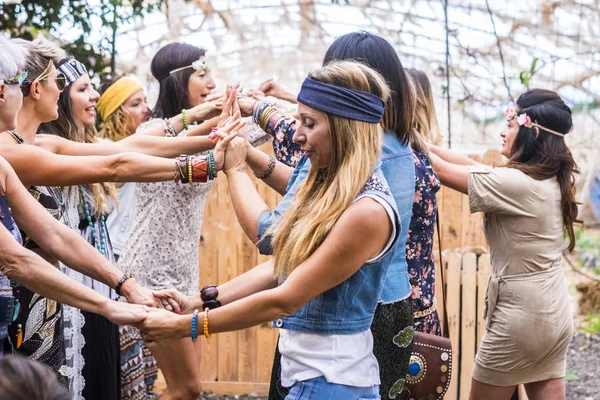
top-left (0, 187), bottom-right (22, 295)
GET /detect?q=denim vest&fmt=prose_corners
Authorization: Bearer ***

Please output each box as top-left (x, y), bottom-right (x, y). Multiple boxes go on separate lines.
top-left (258, 131), bottom-right (415, 303)
top-left (275, 167), bottom-right (400, 335)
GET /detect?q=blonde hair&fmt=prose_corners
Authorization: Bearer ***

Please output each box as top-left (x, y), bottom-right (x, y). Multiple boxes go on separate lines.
top-left (99, 106), bottom-right (130, 142)
top-left (269, 61), bottom-right (390, 279)
top-left (0, 35), bottom-right (28, 80)
top-left (11, 34), bottom-right (66, 81)
top-left (406, 69), bottom-right (443, 151)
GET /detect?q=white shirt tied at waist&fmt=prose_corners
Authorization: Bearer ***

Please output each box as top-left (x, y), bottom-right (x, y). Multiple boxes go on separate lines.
top-left (483, 260), bottom-right (562, 330)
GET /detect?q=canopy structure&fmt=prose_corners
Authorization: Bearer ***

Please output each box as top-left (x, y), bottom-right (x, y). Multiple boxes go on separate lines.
top-left (106, 1), bottom-right (598, 150)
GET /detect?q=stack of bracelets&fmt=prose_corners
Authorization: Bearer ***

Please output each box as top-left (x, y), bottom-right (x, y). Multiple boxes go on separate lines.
top-left (174, 153), bottom-right (218, 184)
top-left (252, 100), bottom-right (288, 137)
top-left (163, 118), bottom-right (177, 137)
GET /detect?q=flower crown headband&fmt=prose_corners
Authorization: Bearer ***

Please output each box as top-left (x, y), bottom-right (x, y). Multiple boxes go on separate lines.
top-left (504, 108), bottom-right (565, 138)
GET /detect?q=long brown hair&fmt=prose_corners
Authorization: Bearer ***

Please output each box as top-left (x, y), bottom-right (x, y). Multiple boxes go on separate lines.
top-left (269, 61), bottom-right (390, 278)
top-left (39, 58), bottom-right (117, 217)
top-left (507, 89), bottom-right (579, 251)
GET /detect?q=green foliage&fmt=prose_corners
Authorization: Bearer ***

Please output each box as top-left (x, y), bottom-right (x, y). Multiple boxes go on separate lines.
top-left (565, 367), bottom-right (581, 381)
top-left (0, 0), bottom-right (169, 75)
top-left (582, 313), bottom-right (600, 335)
top-left (519, 57), bottom-right (540, 89)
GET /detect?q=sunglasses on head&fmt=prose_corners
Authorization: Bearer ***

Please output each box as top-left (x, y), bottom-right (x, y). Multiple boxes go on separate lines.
top-left (21, 72), bottom-right (67, 97)
top-left (2, 71), bottom-right (29, 86)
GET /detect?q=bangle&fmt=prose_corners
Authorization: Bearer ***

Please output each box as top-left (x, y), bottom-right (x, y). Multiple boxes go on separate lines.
top-left (115, 273), bottom-right (133, 296)
top-left (188, 156), bottom-right (209, 183)
top-left (191, 309), bottom-right (199, 342)
top-left (181, 109), bottom-right (189, 131)
top-left (203, 308), bottom-right (211, 339)
top-left (164, 118), bottom-right (177, 137)
top-left (254, 156), bottom-right (276, 180)
top-left (200, 284), bottom-right (222, 309)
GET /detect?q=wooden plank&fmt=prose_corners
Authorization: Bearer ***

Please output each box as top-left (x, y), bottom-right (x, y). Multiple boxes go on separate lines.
top-left (476, 254), bottom-right (492, 349)
top-left (440, 186), bottom-right (464, 251)
top-left (434, 249), bottom-right (445, 335)
top-left (460, 253), bottom-right (477, 400)
top-left (217, 176), bottom-right (239, 383)
top-left (201, 381), bottom-right (269, 396)
top-left (445, 250), bottom-right (462, 400)
top-left (482, 149), bottom-right (503, 167)
top-left (199, 176), bottom-right (223, 382)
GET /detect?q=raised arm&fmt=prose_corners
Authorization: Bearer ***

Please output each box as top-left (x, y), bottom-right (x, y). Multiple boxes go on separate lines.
top-left (428, 144), bottom-right (482, 167)
top-left (140, 197), bottom-right (392, 341)
top-left (429, 152), bottom-right (469, 194)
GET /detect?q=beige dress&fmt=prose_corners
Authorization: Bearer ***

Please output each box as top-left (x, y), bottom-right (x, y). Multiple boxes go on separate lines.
top-left (468, 166), bottom-right (574, 386)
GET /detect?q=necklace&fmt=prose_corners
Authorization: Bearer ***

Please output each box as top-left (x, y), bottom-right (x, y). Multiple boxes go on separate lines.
top-left (78, 185), bottom-right (106, 257)
top-left (6, 130), bottom-right (24, 144)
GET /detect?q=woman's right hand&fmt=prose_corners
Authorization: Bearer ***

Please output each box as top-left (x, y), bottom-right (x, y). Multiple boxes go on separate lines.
top-left (213, 114), bottom-right (246, 171)
top-left (223, 137), bottom-right (249, 174)
top-left (259, 79), bottom-right (296, 103)
top-left (190, 94), bottom-right (224, 122)
top-left (103, 300), bottom-right (148, 326)
top-left (237, 97), bottom-right (257, 118)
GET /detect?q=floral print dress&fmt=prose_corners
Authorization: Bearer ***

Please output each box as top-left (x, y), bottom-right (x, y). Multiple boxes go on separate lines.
top-left (406, 151), bottom-right (442, 335)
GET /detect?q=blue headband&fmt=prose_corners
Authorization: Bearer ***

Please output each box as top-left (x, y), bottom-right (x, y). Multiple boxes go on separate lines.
top-left (58, 58), bottom-right (87, 86)
top-left (296, 77), bottom-right (385, 123)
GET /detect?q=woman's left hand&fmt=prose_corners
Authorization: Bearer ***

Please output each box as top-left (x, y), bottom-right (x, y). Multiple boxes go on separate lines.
top-left (213, 114), bottom-right (246, 171)
top-left (138, 308), bottom-right (187, 343)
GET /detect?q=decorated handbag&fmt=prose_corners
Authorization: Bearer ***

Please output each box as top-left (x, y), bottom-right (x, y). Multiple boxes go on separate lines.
top-left (400, 214), bottom-right (453, 400)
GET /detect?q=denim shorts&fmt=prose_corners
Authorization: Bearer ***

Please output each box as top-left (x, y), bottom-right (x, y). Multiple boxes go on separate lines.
top-left (285, 376), bottom-right (380, 400)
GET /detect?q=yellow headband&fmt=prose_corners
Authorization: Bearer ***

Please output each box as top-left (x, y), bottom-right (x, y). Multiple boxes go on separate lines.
top-left (97, 77), bottom-right (144, 121)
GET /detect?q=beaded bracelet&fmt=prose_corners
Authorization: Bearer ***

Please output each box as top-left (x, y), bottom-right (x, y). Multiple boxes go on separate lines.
top-left (208, 151), bottom-right (217, 179)
top-left (115, 274), bottom-right (133, 296)
top-left (181, 109), bottom-right (189, 130)
top-left (203, 308), bottom-right (211, 339)
top-left (254, 156), bottom-right (276, 180)
top-left (191, 309), bottom-right (199, 342)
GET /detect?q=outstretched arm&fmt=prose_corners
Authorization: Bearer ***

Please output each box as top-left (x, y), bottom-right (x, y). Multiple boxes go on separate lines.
top-left (0, 157), bottom-right (157, 307)
top-left (429, 152), bottom-right (469, 194)
top-left (428, 144), bottom-right (481, 167)
top-left (140, 197), bottom-right (392, 341)
top-left (0, 230), bottom-right (147, 326)
top-left (1, 143), bottom-right (193, 189)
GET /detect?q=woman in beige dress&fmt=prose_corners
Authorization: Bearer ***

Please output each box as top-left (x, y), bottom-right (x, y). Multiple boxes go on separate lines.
top-left (428, 88), bottom-right (576, 400)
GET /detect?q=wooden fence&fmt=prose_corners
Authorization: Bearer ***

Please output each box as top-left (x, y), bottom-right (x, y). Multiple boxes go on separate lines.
top-left (154, 148), bottom-right (518, 398)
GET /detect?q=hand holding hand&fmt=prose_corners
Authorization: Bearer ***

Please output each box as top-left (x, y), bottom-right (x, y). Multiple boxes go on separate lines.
top-left (213, 114), bottom-right (246, 171)
top-left (121, 278), bottom-right (165, 309)
top-left (190, 94), bottom-right (224, 122)
top-left (138, 308), bottom-right (187, 343)
top-left (153, 288), bottom-right (194, 314)
top-left (223, 137), bottom-right (249, 174)
top-left (103, 300), bottom-right (148, 326)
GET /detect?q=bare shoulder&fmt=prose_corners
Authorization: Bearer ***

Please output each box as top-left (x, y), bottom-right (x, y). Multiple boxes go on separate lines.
top-left (34, 134), bottom-right (63, 152)
top-left (334, 196), bottom-right (390, 237)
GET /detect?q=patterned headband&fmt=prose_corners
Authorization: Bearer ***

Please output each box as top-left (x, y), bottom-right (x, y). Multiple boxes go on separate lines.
top-left (504, 108), bottom-right (566, 138)
top-left (57, 58), bottom-right (88, 86)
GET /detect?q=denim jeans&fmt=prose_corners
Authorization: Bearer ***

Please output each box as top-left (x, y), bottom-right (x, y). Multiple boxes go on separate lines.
top-left (285, 376), bottom-right (380, 400)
